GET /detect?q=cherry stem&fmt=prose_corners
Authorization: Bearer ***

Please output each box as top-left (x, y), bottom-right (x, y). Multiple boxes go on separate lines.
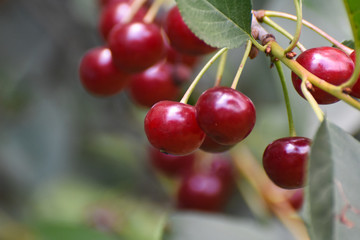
top-left (262, 16), bottom-right (306, 52)
top-left (284, 0), bottom-right (302, 53)
top-left (300, 79), bottom-right (324, 122)
top-left (214, 50), bottom-right (228, 86)
top-left (269, 41), bottom-right (360, 111)
top-left (123, 0), bottom-right (147, 24)
top-left (231, 40), bottom-right (252, 89)
top-left (274, 61), bottom-right (297, 136)
top-left (261, 10), bottom-right (353, 55)
top-left (143, 0), bottom-right (165, 24)
top-left (180, 48), bottom-right (229, 104)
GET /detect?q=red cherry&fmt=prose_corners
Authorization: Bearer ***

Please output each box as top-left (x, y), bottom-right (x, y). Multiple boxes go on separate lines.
top-left (177, 172), bottom-right (229, 212)
top-left (99, 0), bottom-right (125, 8)
top-left (165, 41), bottom-right (199, 68)
top-left (209, 156), bottom-right (233, 187)
top-left (108, 22), bottom-right (166, 73)
top-left (291, 47), bottom-right (354, 104)
top-left (99, 0), bottom-right (147, 40)
top-left (79, 47), bottom-right (130, 96)
top-left (144, 101), bottom-right (205, 155)
top-left (263, 137), bottom-right (311, 189)
top-left (149, 146), bottom-right (195, 176)
top-left (199, 135), bottom-right (234, 153)
top-left (195, 86), bottom-right (256, 145)
top-left (349, 51), bottom-right (360, 98)
top-left (128, 62), bottom-right (181, 108)
top-left (288, 188), bottom-right (304, 210)
top-left (164, 6), bottom-right (216, 55)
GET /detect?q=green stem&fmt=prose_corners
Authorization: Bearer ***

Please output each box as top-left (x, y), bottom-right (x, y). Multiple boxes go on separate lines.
top-left (262, 16), bottom-right (306, 52)
top-left (300, 79), bottom-right (324, 122)
top-left (262, 10), bottom-right (353, 55)
top-left (214, 50), bottom-right (228, 86)
top-left (274, 61), bottom-right (297, 136)
top-left (284, 0), bottom-right (303, 53)
top-left (231, 40), bottom-right (253, 89)
top-left (180, 48), bottom-right (228, 104)
top-left (123, 0), bottom-right (147, 23)
top-left (143, 0), bottom-right (165, 23)
top-left (269, 41), bottom-right (360, 111)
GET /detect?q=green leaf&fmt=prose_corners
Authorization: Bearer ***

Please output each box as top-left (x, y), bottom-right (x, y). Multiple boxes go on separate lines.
top-left (343, 0), bottom-right (360, 49)
top-left (307, 120), bottom-right (360, 240)
top-left (341, 40), bottom-right (355, 49)
top-left (175, 0), bottom-right (252, 49)
top-left (163, 212), bottom-right (293, 240)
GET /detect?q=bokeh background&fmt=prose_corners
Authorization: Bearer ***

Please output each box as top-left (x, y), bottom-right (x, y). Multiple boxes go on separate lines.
top-left (0, 0), bottom-right (359, 239)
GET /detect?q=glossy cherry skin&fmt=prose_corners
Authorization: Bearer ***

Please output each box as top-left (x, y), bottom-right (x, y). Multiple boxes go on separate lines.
top-left (79, 47), bottom-right (130, 96)
top-left (263, 137), bottom-right (311, 189)
top-left (128, 62), bottom-right (181, 108)
top-left (149, 146), bottom-right (195, 176)
top-left (108, 22), bottom-right (166, 73)
top-left (144, 101), bottom-right (205, 155)
top-left (195, 86), bottom-right (256, 145)
top-left (164, 6), bottom-right (216, 55)
top-left (349, 51), bottom-right (360, 98)
top-left (199, 135), bottom-right (234, 153)
top-left (99, 0), bottom-right (147, 40)
top-left (177, 172), bottom-right (229, 211)
top-left (291, 47), bottom-right (354, 104)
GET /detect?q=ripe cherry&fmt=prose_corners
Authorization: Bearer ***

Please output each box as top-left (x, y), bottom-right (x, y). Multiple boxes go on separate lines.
top-left (208, 156), bottom-right (234, 187)
top-left (177, 172), bottom-right (229, 212)
top-left (164, 6), bottom-right (216, 55)
top-left (99, 0), bottom-right (147, 40)
top-left (291, 47), bottom-right (354, 104)
top-left (288, 188), bottom-right (304, 211)
top-left (79, 47), bottom-right (130, 96)
top-left (128, 62), bottom-right (182, 108)
top-left (263, 137), bottom-right (311, 189)
top-left (349, 51), bottom-right (360, 98)
top-left (165, 41), bottom-right (199, 68)
top-left (149, 146), bottom-right (195, 176)
top-left (195, 86), bottom-right (256, 145)
top-left (199, 135), bottom-right (234, 153)
top-left (144, 101), bottom-right (205, 155)
top-left (108, 22), bottom-right (166, 73)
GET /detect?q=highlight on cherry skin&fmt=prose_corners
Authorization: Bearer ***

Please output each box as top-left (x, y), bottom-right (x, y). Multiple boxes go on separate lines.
top-left (144, 100), bottom-right (205, 156)
top-left (262, 137), bottom-right (311, 189)
top-left (291, 47), bottom-right (354, 104)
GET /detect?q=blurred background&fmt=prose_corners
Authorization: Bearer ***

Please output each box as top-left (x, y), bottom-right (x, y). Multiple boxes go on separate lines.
top-left (0, 0), bottom-right (359, 239)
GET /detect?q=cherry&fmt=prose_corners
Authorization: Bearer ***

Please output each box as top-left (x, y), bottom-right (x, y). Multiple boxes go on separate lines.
top-left (348, 51), bottom-right (360, 98)
top-left (200, 135), bottom-right (234, 153)
top-left (79, 47), bottom-right (130, 96)
top-left (149, 146), bottom-right (195, 176)
top-left (291, 47), bottom-right (354, 104)
top-left (99, 0), bottom-right (147, 40)
top-left (108, 22), bottom-right (166, 73)
top-left (209, 156), bottom-right (234, 187)
top-left (262, 137), bottom-right (311, 189)
top-left (176, 172), bottom-right (229, 212)
top-left (195, 86), bottom-right (256, 145)
top-left (165, 41), bottom-right (199, 68)
top-left (164, 6), bottom-right (216, 55)
top-left (144, 101), bottom-right (205, 155)
top-left (288, 188), bottom-right (304, 211)
top-left (128, 62), bottom-right (182, 108)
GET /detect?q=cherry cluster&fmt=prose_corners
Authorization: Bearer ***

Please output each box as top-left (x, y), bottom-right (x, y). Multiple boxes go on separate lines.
top-left (79, 0), bottom-right (215, 107)
top-left (149, 147), bottom-right (234, 212)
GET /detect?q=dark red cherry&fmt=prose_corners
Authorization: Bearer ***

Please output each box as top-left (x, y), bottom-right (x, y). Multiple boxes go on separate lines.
top-left (165, 41), bottom-right (199, 68)
top-left (164, 6), bottom-right (216, 55)
top-left (99, 0), bottom-right (125, 8)
top-left (177, 172), bottom-right (229, 211)
top-left (195, 86), bottom-right (256, 145)
top-left (108, 22), bottom-right (166, 73)
top-left (263, 137), bottom-right (311, 189)
top-left (128, 62), bottom-right (181, 108)
top-left (209, 156), bottom-right (233, 187)
top-left (149, 146), bottom-right (195, 176)
top-left (99, 0), bottom-right (147, 40)
top-left (291, 47), bottom-right (354, 104)
top-left (144, 101), bottom-right (205, 155)
top-left (200, 135), bottom-right (234, 153)
top-left (79, 47), bottom-right (130, 96)
top-left (349, 51), bottom-right (360, 98)
top-left (288, 188), bottom-right (304, 210)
